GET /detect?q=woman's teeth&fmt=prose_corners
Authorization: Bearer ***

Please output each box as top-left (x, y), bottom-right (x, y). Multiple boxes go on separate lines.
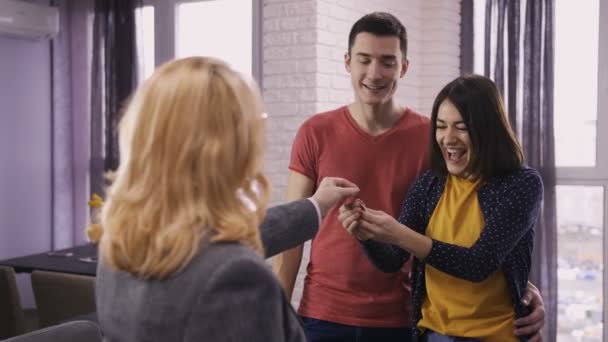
top-left (447, 149), bottom-right (465, 161)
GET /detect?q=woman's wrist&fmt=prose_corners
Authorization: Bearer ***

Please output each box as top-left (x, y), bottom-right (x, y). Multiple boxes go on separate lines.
top-left (395, 224), bottom-right (413, 250)
top-left (396, 225), bottom-right (432, 260)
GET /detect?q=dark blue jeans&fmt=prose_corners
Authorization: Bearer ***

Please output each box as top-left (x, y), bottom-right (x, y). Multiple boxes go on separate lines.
top-left (301, 316), bottom-right (413, 342)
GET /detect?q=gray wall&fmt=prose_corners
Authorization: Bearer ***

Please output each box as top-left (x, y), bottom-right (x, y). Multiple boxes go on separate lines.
top-left (0, 34), bottom-right (53, 307)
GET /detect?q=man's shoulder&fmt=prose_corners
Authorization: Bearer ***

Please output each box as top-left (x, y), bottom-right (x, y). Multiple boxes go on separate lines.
top-left (403, 107), bottom-right (431, 129)
top-left (301, 106), bottom-right (347, 128)
top-left (314, 105), bottom-right (348, 118)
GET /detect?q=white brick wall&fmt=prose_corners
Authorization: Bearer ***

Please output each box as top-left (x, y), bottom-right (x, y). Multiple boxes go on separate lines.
top-left (262, 0), bottom-right (461, 306)
top-left (263, 0), bottom-right (319, 203)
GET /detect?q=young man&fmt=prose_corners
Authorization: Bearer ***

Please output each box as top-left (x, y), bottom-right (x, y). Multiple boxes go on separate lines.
top-left (273, 12), bottom-right (546, 342)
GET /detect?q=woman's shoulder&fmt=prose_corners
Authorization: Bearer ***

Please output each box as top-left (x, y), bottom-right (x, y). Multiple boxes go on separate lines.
top-left (503, 166), bottom-right (542, 186)
top-left (187, 242), bottom-right (283, 307)
top-left (98, 241), bottom-right (278, 299)
top-left (518, 165), bottom-right (542, 178)
top-left (486, 166), bottom-right (543, 194)
top-left (96, 242), bottom-right (285, 341)
top-left (195, 242), bottom-right (279, 287)
top-left (192, 241), bottom-right (270, 277)
top-left (97, 241), bottom-right (269, 286)
top-left (410, 170), bottom-right (441, 191)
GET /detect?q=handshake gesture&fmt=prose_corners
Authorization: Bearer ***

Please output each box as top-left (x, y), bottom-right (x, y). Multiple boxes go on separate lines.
top-left (338, 199), bottom-right (404, 245)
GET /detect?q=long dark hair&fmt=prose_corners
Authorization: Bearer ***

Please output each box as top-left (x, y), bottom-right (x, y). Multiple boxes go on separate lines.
top-left (429, 74), bottom-right (524, 180)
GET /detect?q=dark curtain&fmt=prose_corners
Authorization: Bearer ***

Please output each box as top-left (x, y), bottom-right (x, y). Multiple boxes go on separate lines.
top-left (460, 0), bottom-right (474, 74)
top-left (484, 0), bottom-right (557, 340)
top-left (90, 0), bottom-right (141, 196)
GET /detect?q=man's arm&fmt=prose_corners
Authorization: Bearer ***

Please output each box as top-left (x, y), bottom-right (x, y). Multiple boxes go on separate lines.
top-left (272, 171), bottom-right (315, 300)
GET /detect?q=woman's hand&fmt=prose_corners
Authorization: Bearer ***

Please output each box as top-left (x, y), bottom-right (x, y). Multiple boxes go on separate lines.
top-left (339, 203), bottom-right (432, 259)
top-left (355, 208), bottom-right (406, 245)
top-left (338, 201), bottom-right (372, 241)
top-left (338, 204), bottom-right (433, 260)
top-left (338, 202), bottom-right (405, 244)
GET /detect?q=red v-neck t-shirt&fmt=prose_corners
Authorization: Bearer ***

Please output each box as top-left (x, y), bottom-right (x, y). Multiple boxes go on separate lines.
top-left (289, 106), bottom-right (430, 327)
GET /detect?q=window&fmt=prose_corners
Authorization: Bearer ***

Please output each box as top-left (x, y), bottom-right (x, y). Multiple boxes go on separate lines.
top-left (176, 0), bottom-right (253, 76)
top-left (556, 185), bottom-right (604, 341)
top-left (137, 0), bottom-right (260, 81)
top-left (135, 6), bottom-right (155, 82)
top-left (554, 0), bottom-right (599, 167)
top-left (473, 1), bottom-right (608, 340)
top-left (554, 2), bottom-right (606, 341)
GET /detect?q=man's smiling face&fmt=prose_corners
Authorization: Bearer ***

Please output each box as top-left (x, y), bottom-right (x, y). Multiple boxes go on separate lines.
top-left (345, 32), bottom-right (408, 107)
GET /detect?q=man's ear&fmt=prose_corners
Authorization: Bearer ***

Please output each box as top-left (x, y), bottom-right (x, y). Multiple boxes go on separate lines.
top-left (344, 52), bottom-right (352, 73)
top-left (400, 59), bottom-right (409, 78)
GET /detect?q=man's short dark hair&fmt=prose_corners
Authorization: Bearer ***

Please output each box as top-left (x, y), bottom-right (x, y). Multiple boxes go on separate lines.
top-left (429, 74), bottom-right (524, 180)
top-left (348, 12), bottom-right (408, 59)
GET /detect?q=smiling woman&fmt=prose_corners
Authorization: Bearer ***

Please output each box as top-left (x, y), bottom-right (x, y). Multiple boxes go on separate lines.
top-left (339, 74), bottom-right (543, 341)
top-left (434, 99), bottom-right (473, 178)
top-left (429, 75), bottom-right (524, 182)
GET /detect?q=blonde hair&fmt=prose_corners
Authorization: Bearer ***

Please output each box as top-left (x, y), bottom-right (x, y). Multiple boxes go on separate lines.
top-left (100, 57), bottom-right (270, 279)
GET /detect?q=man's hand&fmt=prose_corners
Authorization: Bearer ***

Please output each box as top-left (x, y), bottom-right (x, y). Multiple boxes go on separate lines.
top-left (311, 177), bottom-right (359, 217)
top-left (514, 281), bottom-right (545, 342)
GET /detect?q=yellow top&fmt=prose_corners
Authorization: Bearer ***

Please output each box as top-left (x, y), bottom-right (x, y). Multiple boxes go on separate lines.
top-left (418, 175), bottom-right (517, 341)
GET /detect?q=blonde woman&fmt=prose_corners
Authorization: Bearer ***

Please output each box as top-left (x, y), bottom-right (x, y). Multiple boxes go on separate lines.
top-left (96, 57), bottom-right (359, 342)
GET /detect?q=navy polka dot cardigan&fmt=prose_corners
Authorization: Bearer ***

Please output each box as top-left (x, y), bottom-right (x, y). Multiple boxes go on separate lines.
top-left (361, 166), bottom-right (543, 341)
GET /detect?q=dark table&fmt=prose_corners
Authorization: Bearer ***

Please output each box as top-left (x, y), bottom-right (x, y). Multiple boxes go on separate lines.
top-left (0, 244), bottom-right (98, 276)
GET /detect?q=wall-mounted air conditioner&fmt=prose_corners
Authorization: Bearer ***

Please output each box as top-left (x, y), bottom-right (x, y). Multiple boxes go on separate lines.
top-left (0, 0), bottom-right (59, 40)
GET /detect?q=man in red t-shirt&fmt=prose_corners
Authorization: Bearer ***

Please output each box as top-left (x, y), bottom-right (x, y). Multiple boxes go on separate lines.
top-left (273, 11), bottom-right (546, 342)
